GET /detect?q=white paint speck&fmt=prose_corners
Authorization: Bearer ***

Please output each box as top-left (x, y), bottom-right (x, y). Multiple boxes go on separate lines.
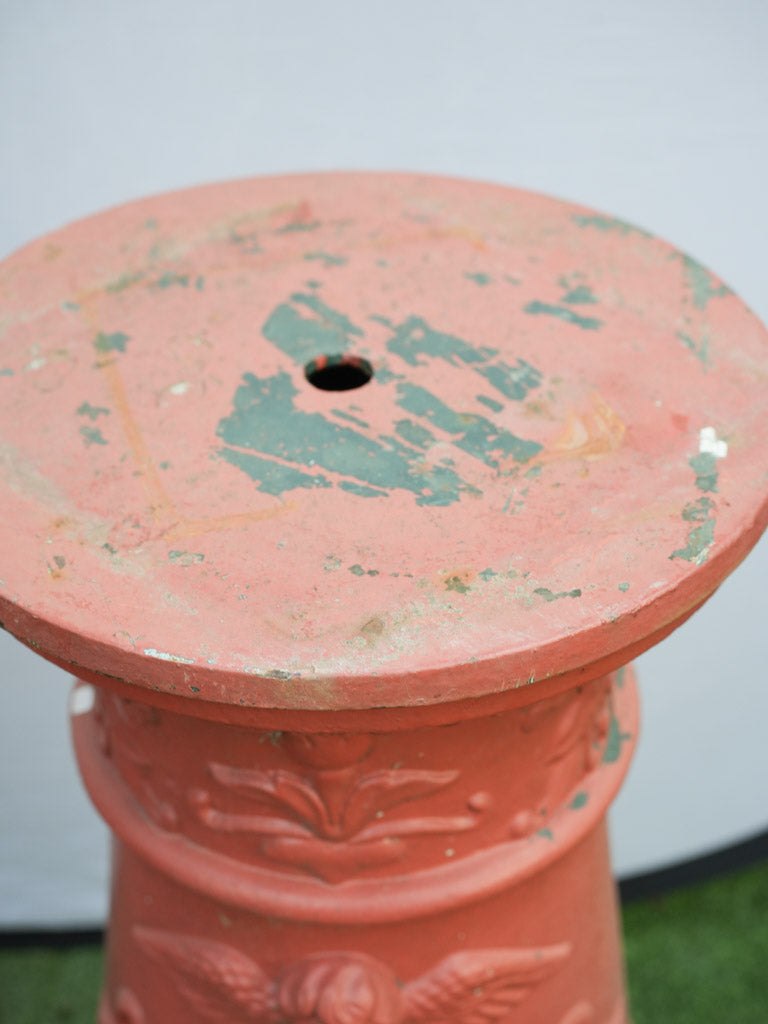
top-left (699, 427), bottom-right (728, 458)
top-left (445, 848), bottom-right (455, 858)
top-left (143, 648), bottom-right (195, 665)
top-left (69, 685), bottom-right (95, 716)
top-left (26, 358), bottom-right (47, 371)
top-left (169, 381), bottom-right (190, 396)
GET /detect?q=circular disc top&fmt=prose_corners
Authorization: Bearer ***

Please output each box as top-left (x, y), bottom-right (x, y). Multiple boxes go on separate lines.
top-left (1, 173), bottom-right (767, 710)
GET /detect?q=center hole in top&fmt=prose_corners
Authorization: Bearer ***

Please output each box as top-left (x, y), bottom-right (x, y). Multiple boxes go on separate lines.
top-left (304, 354), bottom-right (374, 391)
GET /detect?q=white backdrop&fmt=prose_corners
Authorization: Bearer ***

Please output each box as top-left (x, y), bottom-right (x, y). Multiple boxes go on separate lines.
top-left (1, 0), bottom-right (767, 929)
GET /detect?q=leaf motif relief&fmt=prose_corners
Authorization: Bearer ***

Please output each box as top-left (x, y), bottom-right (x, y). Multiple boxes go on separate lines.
top-left (190, 754), bottom-right (482, 881)
top-left (132, 929), bottom-right (572, 1024)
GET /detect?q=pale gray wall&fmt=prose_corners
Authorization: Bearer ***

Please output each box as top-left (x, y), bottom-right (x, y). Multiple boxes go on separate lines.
top-left (1, 0), bottom-right (766, 928)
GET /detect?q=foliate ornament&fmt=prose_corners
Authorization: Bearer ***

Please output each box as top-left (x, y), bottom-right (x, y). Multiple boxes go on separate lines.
top-left (134, 927), bottom-right (571, 1024)
top-left (97, 692), bottom-right (180, 830)
top-left (188, 733), bottom-right (485, 882)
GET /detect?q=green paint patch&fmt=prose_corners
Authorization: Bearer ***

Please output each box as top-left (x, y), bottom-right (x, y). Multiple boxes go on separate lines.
top-left (670, 518), bottom-right (715, 564)
top-left (572, 213), bottom-right (652, 238)
top-left (465, 271), bottom-right (492, 286)
top-left (561, 283), bottom-right (598, 305)
top-left (677, 330), bottom-right (710, 368)
top-left (61, 300), bottom-right (80, 311)
top-left (76, 402), bottom-right (110, 421)
top-left (386, 315), bottom-right (496, 367)
top-left (347, 564), bottom-right (378, 577)
top-left (689, 452), bottom-right (718, 493)
top-left (476, 394), bottom-right (504, 414)
top-left (79, 425), bottom-right (108, 447)
top-left (0, 368), bottom-right (14, 377)
top-left (397, 382), bottom-right (542, 469)
top-left (569, 791), bottom-right (589, 810)
top-left (276, 220), bottom-right (322, 233)
top-left (537, 828), bottom-right (554, 840)
top-left (618, 581), bottom-right (630, 592)
top-left (525, 464), bottom-right (542, 479)
top-left (93, 331), bottom-right (130, 354)
top-left (445, 576), bottom-right (470, 594)
top-left (603, 710), bottom-right (631, 763)
top-left (218, 444), bottom-right (332, 497)
top-left (102, 543), bottom-right (117, 554)
top-left (476, 359), bottom-right (542, 401)
top-left (105, 271), bottom-right (144, 293)
top-left (616, 665), bottom-right (626, 688)
top-left (524, 301), bottom-right (602, 331)
top-left (304, 251), bottom-right (348, 267)
top-left (189, 685), bottom-right (200, 693)
top-left (534, 586), bottom-right (582, 602)
top-left (263, 292), bottom-right (364, 364)
top-left (682, 496), bottom-right (715, 522)
top-left (168, 550), bottom-right (204, 566)
top-left (154, 271), bottom-right (190, 289)
top-left (395, 418), bottom-right (435, 449)
top-left (195, 276), bottom-right (205, 290)
top-left (218, 371), bottom-right (481, 506)
top-left (479, 568), bottom-right (498, 581)
top-left (680, 253), bottom-right (732, 309)
top-left (53, 555), bottom-right (66, 570)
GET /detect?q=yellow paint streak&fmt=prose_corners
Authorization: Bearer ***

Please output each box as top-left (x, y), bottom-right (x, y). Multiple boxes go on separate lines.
top-left (75, 292), bottom-right (177, 529)
top-left (163, 505), bottom-right (295, 541)
top-left (540, 392), bottom-right (625, 463)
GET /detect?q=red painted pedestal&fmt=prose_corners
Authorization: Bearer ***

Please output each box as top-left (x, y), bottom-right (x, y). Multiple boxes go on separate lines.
top-left (1, 174), bottom-right (767, 1024)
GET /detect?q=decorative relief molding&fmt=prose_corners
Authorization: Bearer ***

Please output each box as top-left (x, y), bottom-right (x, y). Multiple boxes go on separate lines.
top-left (96, 693), bottom-right (180, 831)
top-left (188, 732), bottom-right (487, 882)
top-left (134, 927), bottom-right (571, 1024)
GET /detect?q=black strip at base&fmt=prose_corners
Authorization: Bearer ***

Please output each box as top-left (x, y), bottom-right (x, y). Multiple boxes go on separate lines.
top-left (618, 826), bottom-right (768, 903)
top-left (1, 828), bottom-right (767, 947)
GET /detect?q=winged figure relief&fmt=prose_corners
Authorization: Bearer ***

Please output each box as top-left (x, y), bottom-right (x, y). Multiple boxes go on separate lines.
top-left (131, 928), bottom-right (572, 1024)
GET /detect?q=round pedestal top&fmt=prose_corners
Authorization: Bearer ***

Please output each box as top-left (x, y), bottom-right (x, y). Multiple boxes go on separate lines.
top-left (1, 173), bottom-right (766, 711)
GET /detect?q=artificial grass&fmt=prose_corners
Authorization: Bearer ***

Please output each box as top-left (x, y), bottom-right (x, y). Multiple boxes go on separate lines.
top-left (1, 860), bottom-right (767, 1023)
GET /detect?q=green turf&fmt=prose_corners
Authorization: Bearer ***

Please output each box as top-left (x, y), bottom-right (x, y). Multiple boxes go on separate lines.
top-left (624, 859), bottom-right (768, 1023)
top-left (1, 861), bottom-right (767, 1022)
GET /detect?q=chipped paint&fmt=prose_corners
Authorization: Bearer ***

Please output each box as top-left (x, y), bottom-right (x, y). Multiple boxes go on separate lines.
top-left (534, 587), bottom-right (582, 602)
top-left (304, 251), bottom-right (348, 267)
top-left (143, 648), bottom-right (195, 665)
top-left (523, 301), bottom-right (602, 331)
top-left (77, 402), bottom-right (110, 420)
top-left (94, 331), bottom-right (130, 354)
top-left (464, 272), bottom-right (492, 286)
top-left (572, 213), bottom-right (652, 238)
top-left (80, 425), bottom-right (108, 447)
top-left (602, 711), bottom-right (630, 763)
top-left (689, 452), bottom-right (719, 493)
top-left (569, 792), bottom-right (589, 810)
top-left (168, 550), bottom-right (204, 566)
top-left (680, 254), bottom-right (732, 309)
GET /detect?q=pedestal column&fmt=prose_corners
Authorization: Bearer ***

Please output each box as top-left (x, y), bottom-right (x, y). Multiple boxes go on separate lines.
top-left (72, 668), bottom-right (636, 1024)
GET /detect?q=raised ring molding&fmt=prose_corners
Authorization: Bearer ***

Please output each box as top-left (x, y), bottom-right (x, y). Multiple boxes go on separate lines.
top-left (71, 669), bottom-right (637, 924)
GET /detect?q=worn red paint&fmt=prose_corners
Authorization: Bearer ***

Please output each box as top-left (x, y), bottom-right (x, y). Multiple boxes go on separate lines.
top-left (1, 173), bottom-right (767, 1022)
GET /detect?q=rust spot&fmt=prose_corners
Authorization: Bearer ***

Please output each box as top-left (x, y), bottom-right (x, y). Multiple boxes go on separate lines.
top-left (360, 616), bottom-right (385, 646)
